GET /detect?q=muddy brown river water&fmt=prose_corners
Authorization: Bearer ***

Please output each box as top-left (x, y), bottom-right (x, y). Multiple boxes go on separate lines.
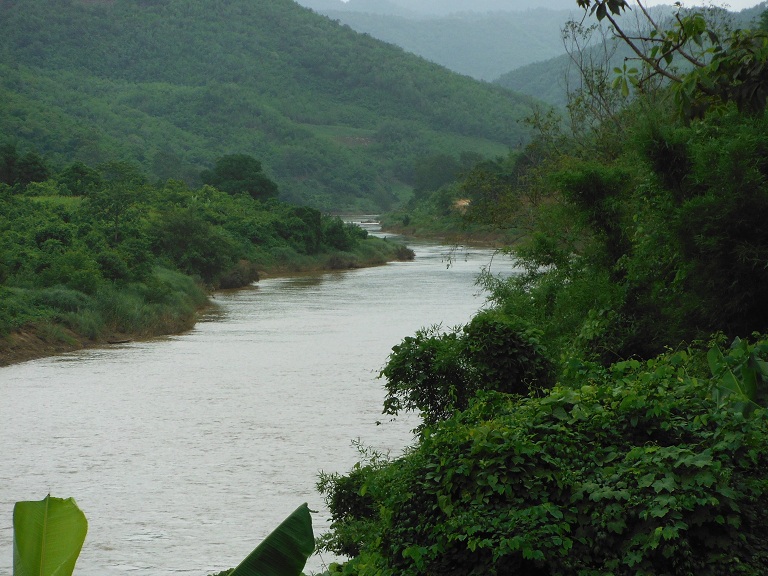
top-left (0, 225), bottom-right (519, 575)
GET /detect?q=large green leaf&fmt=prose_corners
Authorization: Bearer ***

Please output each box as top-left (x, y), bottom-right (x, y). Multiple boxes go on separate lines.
top-left (13, 495), bottom-right (88, 576)
top-left (230, 503), bottom-right (315, 576)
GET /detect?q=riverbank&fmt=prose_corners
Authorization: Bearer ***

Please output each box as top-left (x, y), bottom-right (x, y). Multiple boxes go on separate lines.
top-left (0, 237), bottom-right (414, 367)
top-left (379, 213), bottom-right (522, 247)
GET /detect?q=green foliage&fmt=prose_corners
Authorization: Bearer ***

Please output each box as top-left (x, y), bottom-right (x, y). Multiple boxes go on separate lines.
top-left (462, 311), bottom-right (555, 396)
top-left (13, 496), bottom-right (312, 576)
top-left (381, 312), bottom-right (554, 431)
top-left (13, 495), bottom-right (88, 576)
top-left (576, 1), bottom-right (768, 119)
top-left (316, 465), bottom-right (377, 558)
top-left (57, 162), bottom-right (102, 196)
top-left (0, 143), bottom-right (50, 188)
top-left (322, 216), bottom-right (367, 252)
top-left (466, 103), bottom-right (768, 363)
top-left (412, 154), bottom-right (462, 198)
top-left (151, 206), bottom-right (239, 285)
top-left (381, 325), bottom-right (467, 430)
top-left (200, 155), bottom-right (279, 201)
top-left (0, 0), bottom-right (533, 210)
top-left (0, 156), bottom-right (412, 345)
top-left (322, 339), bottom-right (768, 576)
top-left (229, 503), bottom-right (315, 576)
top-left (321, 6), bottom-right (768, 576)
top-left (708, 336), bottom-right (768, 416)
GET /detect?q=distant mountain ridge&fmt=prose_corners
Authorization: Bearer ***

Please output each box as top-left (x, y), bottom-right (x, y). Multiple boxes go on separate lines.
top-left (295, 0), bottom-right (580, 81)
top-left (310, 8), bottom-right (576, 81)
top-left (0, 0), bottom-right (536, 210)
top-left (297, 0), bottom-right (576, 16)
top-left (494, 3), bottom-right (768, 107)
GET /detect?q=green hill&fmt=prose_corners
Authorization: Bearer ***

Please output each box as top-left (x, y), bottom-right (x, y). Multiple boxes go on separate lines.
top-left (0, 0), bottom-right (536, 211)
top-left (308, 9), bottom-right (573, 81)
top-left (299, 0), bottom-right (577, 16)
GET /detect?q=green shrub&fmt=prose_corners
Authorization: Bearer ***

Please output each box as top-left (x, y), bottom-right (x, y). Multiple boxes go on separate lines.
top-left (462, 310), bottom-right (554, 396)
top-left (381, 312), bottom-right (554, 431)
top-left (61, 308), bottom-right (105, 340)
top-left (0, 287), bottom-right (53, 335)
top-left (31, 286), bottom-right (90, 313)
top-left (325, 338), bottom-right (768, 576)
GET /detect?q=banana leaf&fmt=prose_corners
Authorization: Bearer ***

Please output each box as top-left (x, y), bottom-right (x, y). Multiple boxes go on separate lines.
top-left (230, 503), bottom-right (315, 576)
top-left (13, 495), bottom-right (88, 576)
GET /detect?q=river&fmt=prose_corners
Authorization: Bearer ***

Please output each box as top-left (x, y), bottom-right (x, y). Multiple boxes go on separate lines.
top-left (0, 225), bottom-right (518, 576)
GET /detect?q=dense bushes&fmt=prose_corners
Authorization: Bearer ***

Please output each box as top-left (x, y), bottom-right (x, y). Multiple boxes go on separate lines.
top-left (0, 155), bottom-right (411, 345)
top-left (381, 311), bottom-right (554, 431)
top-left (320, 338), bottom-right (768, 576)
top-left (318, 9), bottom-right (768, 575)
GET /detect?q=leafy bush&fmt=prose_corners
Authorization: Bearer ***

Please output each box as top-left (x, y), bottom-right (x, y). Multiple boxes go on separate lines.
top-left (322, 337), bottom-right (768, 576)
top-left (31, 286), bottom-right (90, 313)
top-left (381, 312), bottom-right (554, 431)
top-left (150, 206), bottom-right (239, 285)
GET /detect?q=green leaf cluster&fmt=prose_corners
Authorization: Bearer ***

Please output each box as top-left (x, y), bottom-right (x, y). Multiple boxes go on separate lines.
top-left (319, 340), bottom-right (768, 575)
top-left (0, 156), bottom-right (411, 346)
top-left (380, 311), bottom-right (554, 431)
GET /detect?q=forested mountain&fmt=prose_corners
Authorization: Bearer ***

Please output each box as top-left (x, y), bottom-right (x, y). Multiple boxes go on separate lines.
top-left (298, 0), bottom-right (576, 16)
top-left (300, 8), bottom-right (574, 81)
top-left (0, 0), bottom-right (535, 211)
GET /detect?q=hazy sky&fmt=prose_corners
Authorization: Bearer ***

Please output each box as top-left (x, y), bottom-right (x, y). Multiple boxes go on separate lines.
top-left (644, 0), bottom-right (765, 9)
top-left (340, 0), bottom-right (766, 11)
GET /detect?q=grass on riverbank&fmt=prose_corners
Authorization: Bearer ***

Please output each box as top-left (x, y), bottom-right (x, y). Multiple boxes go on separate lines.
top-left (0, 237), bottom-right (414, 367)
top-left (380, 210), bottom-right (522, 247)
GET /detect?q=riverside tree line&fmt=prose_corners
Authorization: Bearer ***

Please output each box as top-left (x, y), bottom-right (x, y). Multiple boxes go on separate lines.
top-left (316, 3), bottom-right (768, 575)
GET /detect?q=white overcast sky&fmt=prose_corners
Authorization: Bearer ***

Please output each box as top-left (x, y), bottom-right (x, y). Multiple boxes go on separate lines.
top-left (340, 0), bottom-right (765, 11)
top-left (643, 0), bottom-right (764, 9)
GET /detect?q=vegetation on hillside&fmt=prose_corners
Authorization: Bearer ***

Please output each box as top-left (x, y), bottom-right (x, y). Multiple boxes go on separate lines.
top-left (317, 3), bottom-right (768, 575)
top-left (0, 0), bottom-right (534, 211)
top-left (494, 3), bottom-right (768, 107)
top-left (0, 151), bottom-right (413, 365)
top-left (300, 8), bottom-right (572, 81)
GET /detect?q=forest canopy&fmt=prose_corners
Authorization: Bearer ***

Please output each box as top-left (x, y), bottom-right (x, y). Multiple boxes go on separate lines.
top-left (317, 3), bottom-right (768, 575)
top-left (0, 0), bottom-right (535, 211)
top-left (0, 151), bottom-right (412, 361)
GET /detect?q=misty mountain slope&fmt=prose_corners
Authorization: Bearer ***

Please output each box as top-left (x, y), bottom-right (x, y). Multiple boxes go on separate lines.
top-left (297, 0), bottom-right (576, 17)
top-left (0, 0), bottom-right (536, 210)
top-left (314, 9), bottom-right (575, 81)
top-left (494, 3), bottom-right (768, 108)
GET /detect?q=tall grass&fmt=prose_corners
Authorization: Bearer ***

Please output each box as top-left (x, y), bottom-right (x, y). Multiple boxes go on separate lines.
top-left (92, 268), bottom-right (207, 335)
top-left (1, 268), bottom-right (208, 344)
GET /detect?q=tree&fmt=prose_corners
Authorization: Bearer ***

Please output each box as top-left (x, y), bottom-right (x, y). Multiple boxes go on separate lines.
top-left (0, 143), bottom-right (19, 185)
top-left (412, 154), bottom-right (461, 198)
top-left (151, 206), bottom-right (238, 284)
top-left (200, 154), bottom-right (279, 201)
top-left (58, 162), bottom-right (102, 196)
top-left (381, 313), bottom-right (554, 432)
top-left (16, 151), bottom-right (49, 186)
top-left (0, 145), bottom-right (49, 187)
top-left (577, 0), bottom-right (768, 117)
top-left (84, 162), bottom-right (147, 245)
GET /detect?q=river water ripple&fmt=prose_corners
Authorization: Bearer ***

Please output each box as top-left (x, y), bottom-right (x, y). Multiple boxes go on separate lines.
top-left (0, 230), bottom-right (518, 575)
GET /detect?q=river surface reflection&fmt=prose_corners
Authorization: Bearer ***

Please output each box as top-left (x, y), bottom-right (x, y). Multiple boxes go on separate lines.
top-left (0, 230), bottom-right (518, 575)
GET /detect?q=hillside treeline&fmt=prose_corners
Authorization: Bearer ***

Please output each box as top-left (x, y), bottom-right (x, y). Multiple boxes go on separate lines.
top-left (0, 150), bottom-right (412, 363)
top-left (0, 0), bottom-right (534, 211)
top-left (317, 4), bottom-right (768, 575)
